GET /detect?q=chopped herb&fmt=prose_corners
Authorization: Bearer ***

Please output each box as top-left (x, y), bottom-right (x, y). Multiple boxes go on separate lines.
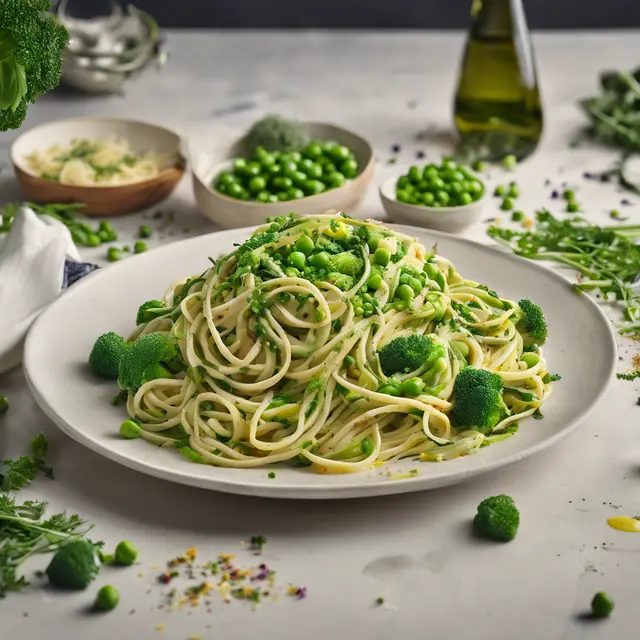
top-left (267, 471), bottom-right (276, 479)
top-left (0, 434), bottom-right (53, 491)
top-left (250, 535), bottom-right (267, 554)
top-left (532, 409), bottom-right (544, 420)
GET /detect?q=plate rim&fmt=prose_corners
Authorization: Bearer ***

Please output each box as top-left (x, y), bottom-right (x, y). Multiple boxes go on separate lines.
top-left (24, 223), bottom-right (618, 499)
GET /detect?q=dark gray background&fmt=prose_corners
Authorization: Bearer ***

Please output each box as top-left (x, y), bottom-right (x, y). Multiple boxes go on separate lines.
top-left (70, 1), bottom-right (640, 29)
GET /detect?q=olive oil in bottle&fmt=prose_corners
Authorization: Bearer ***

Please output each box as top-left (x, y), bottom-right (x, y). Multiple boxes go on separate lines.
top-left (454, 0), bottom-right (543, 161)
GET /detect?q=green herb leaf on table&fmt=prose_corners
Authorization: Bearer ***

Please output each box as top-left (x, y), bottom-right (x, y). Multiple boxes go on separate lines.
top-left (0, 433), bottom-right (53, 491)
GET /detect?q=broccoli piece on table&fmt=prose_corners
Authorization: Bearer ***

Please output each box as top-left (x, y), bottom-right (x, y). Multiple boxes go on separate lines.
top-left (46, 540), bottom-right (101, 590)
top-left (118, 332), bottom-right (179, 393)
top-left (0, 1), bottom-right (69, 131)
top-left (136, 300), bottom-right (170, 325)
top-left (450, 366), bottom-right (504, 434)
top-left (516, 299), bottom-right (548, 347)
top-left (328, 251), bottom-right (364, 277)
top-left (378, 334), bottom-right (444, 376)
top-left (473, 495), bottom-right (520, 542)
top-left (88, 332), bottom-right (128, 379)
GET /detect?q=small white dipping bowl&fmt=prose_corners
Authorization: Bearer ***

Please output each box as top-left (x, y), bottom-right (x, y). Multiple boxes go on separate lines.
top-left (379, 174), bottom-right (487, 233)
top-left (191, 122), bottom-right (374, 229)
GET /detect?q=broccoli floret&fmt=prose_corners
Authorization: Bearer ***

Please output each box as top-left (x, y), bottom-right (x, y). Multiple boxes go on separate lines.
top-left (473, 495), bottom-right (520, 542)
top-left (450, 366), bottom-right (504, 434)
top-left (46, 540), bottom-right (101, 590)
top-left (118, 332), bottom-right (179, 393)
top-left (0, 1), bottom-right (69, 131)
top-left (246, 115), bottom-right (308, 152)
top-left (88, 332), bottom-right (128, 379)
top-left (516, 299), bottom-right (548, 347)
top-left (378, 334), bottom-right (444, 376)
top-left (136, 300), bottom-right (170, 325)
top-left (328, 251), bottom-right (364, 277)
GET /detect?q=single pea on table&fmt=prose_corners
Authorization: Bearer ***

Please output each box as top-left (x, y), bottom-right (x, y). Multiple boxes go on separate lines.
top-left (395, 160), bottom-right (485, 208)
top-left (214, 141), bottom-right (359, 203)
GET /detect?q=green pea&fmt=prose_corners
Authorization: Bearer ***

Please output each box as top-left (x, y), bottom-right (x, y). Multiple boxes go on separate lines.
top-left (303, 142), bottom-right (323, 160)
top-left (459, 192), bottom-right (473, 205)
top-left (247, 175), bottom-right (266, 193)
top-left (288, 187), bottom-right (305, 200)
top-left (276, 191), bottom-right (290, 201)
top-left (401, 377), bottom-right (424, 397)
top-left (421, 192), bottom-right (435, 206)
top-left (288, 251), bottom-right (306, 269)
top-left (362, 302), bottom-right (374, 316)
top-left (309, 251), bottom-right (331, 269)
top-left (468, 180), bottom-right (484, 194)
top-left (494, 185), bottom-right (506, 197)
top-left (449, 182), bottom-right (464, 195)
top-left (446, 170), bottom-right (466, 183)
top-left (259, 153), bottom-right (276, 169)
top-left (285, 267), bottom-right (300, 277)
top-left (354, 306), bottom-right (364, 317)
top-left (217, 171), bottom-right (237, 187)
top-left (423, 165), bottom-right (439, 180)
top-left (267, 194), bottom-right (279, 203)
top-left (281, 160), bottom-right (298, 176)
top-left (0, 395), bottom-right (8, 415)
top-left (95, 585), bottom-right (119, 612)
top-left (322, 161), bottom-right (337, 174)
top-left (511, 210), bottom-right (525, 222)
top-left (115, 540), bottom-right (138, 566)
top-left (272, 176), bottom-right (293, 190)
top-left (435, 191), bottom-right (450, 206)
top-left (227, 182), bottom-right (245, 198)
top-left (341, 159), bottom-right (358, 179)
top-left (304, 179), bottom-right (325, 195)
top-left (255, 191), bottom-right (271, 203)
top-left (591, 592), bottom-right (614, 618)
top-left (267, 163), bottom-right (282, 176)
top-left (138, 225), bottom-right (152, 239)
top-left (291, 170), bottom-right (307, 185)
top-left (322, 140), bottom-right (338, 153)
top-left (106, 247), bottom-right (121, 262)
top-left (393, 300), bottom-right (407, 311)
top-left (330, 145), bottom-right (351, 162)
top-left (288, 151), bottom-right (302, 163)
top-left (367, 274), bottom-right (382, 289)
top-left (325, 172), bottom-right (346, 188)
top-left (396, 189), bottom-right (411, 203)
top-left (306, 163), bottom-right (323, 179)
top-left (295, 234), bottom-right (314, 255)
top-left (472, 159), bottom-right (486, 172)
top-left (133, 241), bottom-right (147, 254)
top-left (431, 176), bottom-right (445, 190)
top-left (566, 201), bottom-right (580, 213)
top-left (396, 284), bottom-right (414, 302)
top-left (408, 166), bottom-right (421, 184)
top-left (507, 184), bottom-right (519, 198)
top-left (502, 154), bottom-right (517, 170)
top-left (397, 176), bottom-right (410, 190)
top-left (299, 158), bottom-right (315, 172)
top-left (442, 159), bottom-right (458, 171)
top-left (87, 233), bottom-right (101, 247)
top-left (373, 247), bottom-right (391, 266)
top-left (233, 158), bottom-right (248, 173)
top-left (119, 420), bottom-right (141, 439)
top-left (408, 276), bottom-right (423, 294)
top-left (501, 197), bottom-right (515, 211)
top-left (522, 353), bottom-right (540, 368)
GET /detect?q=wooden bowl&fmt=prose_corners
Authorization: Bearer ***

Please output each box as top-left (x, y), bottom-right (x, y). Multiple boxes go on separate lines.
top-left (10, 116), bottom-right (186, 216)
top-left (190, 122), bottom-right (374, 229)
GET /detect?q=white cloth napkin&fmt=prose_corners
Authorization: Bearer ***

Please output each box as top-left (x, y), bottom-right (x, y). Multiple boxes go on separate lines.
top-left (0, 206), bottom-right (82, 374)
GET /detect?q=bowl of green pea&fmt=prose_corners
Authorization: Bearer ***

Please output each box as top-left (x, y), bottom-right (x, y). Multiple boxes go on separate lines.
top-left (192, 121), bottom-right (374, 229)
top-left (379, 160), bottom-right (487, 233)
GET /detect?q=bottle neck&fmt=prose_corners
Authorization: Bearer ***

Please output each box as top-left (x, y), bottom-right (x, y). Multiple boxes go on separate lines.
top-left (471, 0), bottom-right (526, 35)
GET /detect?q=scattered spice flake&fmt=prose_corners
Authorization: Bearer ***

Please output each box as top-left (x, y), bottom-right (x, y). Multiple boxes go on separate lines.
top-left (386, 157), bottom-right (398, 165)
top-left (550, 190), bottom-right (559, 199)
top-left (390, 144), bottom-right (401, 154)
top-left (158, 570), bottom-right (179, 584)
top-left (416, 150), bottom-right (426, 159)
top-left (409, 469), bottom-right (418, 475)
top-left (155, 624), bottom-right (165, 632)
top-left (189, 635), bottom-right (204, 640)
top-left (138, 572), bottom-right (144, 578)
top-left (375, 596), bottom-right (385, 606)
top-left (287, 586), bottom-right (307, 600)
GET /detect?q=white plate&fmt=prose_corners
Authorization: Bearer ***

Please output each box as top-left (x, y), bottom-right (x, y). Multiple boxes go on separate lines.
top-left (24, 225), bottom-right (617, 499)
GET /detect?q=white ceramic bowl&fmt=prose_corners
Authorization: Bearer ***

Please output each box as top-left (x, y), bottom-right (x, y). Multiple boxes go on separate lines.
top-left (379, 174), bottom-right (487, 233)
top-left (191, 122), bottom-right (374, 229)
top-left (10, 116), bottom-right (185, 216)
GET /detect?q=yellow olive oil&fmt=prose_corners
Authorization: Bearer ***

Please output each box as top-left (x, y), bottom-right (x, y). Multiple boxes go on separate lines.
top-left (454, 0), bottom-right (543, 161)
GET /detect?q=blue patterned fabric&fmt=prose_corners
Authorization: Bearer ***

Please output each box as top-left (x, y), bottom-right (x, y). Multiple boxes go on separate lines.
top-left (62, 260), bottom-right (100, 289)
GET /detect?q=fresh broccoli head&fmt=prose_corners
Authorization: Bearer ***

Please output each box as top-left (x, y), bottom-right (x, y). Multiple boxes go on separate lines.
top-left (89, 332), bottom-right (128, 379)
top-left (0, 1), bottom-right (69, 131)
top-left (328, 251), bottom-right (364, 277)
top-left (246, 114), bottom-right (308, 152)
top-left (450, 366), bottom-right (505, 434)
top-left (473, 495), bottom-right (520, 542)
top-left (516, 299), bottom-right (548, 347)
top-left (118, 332), bottom-right (179, 393)
top-left (378, 334), bottom-right (444, 376)
top-left (136, 300), bottom-right (170, 325)
top-left (46, 540), bottom-right (101, 590)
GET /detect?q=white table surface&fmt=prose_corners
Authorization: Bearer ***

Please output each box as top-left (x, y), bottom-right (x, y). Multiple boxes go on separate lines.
top-left (1, 30), bottom-right (639, 640)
